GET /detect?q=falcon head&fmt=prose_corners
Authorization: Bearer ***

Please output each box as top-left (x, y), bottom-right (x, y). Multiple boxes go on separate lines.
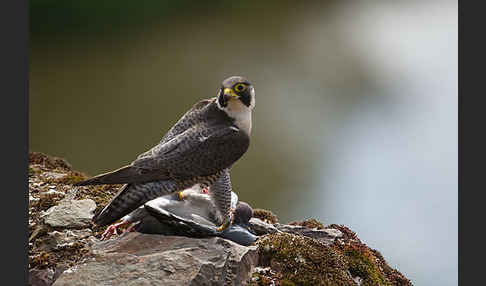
top-left (216, 76), bottom-right (255, 134)
top-left (217, 76), bottom-right (255, 111)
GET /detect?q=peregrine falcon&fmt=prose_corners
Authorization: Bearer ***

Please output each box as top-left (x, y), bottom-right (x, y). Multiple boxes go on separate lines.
top-left (74, 76), bottom-right (255, 232)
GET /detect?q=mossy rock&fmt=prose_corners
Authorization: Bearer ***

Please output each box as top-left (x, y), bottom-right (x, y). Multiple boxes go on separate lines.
top-left (254, 228), bottom-right (412, 286)
top-left (29, 152), bottom-right (412, 286)
top-left (288, 218), bottom-right (324, 229)
top-left (253, 208), bottom-right (279, 224)
top-left (29, 152), bottom-right (73, 171)
top-left (256, 232), bottom-right (353, 286)
top-left (29, 151), bottom-right (120, 272)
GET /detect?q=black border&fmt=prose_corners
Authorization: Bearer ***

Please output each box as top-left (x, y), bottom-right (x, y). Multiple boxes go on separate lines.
top-left (2, 0), bottom-right (29, 284)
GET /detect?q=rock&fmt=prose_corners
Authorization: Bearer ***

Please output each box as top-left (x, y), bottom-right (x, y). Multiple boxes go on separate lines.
top-left (42, 199), bottom-right (96, 228)
top-left (53, 232), bottom-right (258, 286)
top-left (29, 268), bottom-right (55, 286)
top-left (42, 190), bottom-right (65, 197)
top-left (42, 171), bottom-right (68, 180)
top-left (248, 217), bottom-right (280, 235)
top-left (29, 152), bottom-right (412, 286)
top-left (275, 223), bottom-right (342, 245)
top-left (248, 218), bottom-right (342, 245)
top-left (29, 267), bottom-right (66, 286)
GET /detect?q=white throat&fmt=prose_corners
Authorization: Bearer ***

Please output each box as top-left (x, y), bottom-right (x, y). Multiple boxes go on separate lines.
top-left (224, 99), bottom-right (253, 135)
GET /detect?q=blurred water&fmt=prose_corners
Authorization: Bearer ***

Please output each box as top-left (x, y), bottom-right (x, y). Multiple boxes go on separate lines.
top-left (312, 2), bottom-right (458, 285)
top-left (30, 1), bottom-right (457, 285)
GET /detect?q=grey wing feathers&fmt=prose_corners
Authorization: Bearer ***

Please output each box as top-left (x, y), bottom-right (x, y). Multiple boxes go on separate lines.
top-left (159, 98), bottom-right (214, 144)
top-left (132, 124), bottom-right (249, 179)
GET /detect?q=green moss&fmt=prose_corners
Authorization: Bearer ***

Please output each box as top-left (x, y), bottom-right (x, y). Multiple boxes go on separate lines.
top-left (256, 230), bottom-right (405, 286)
top-left (370, 249), bottom-right (413, 285)
top-left (343, 244), bottom-right (390, 286)
top-left (257, 233), bottom-right (354, 286)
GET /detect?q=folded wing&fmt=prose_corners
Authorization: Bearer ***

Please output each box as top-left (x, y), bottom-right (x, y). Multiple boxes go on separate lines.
top-left (75, 124), bottom-right (249, 186)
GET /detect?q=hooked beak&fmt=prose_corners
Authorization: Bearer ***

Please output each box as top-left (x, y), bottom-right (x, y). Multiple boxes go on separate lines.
top-left (223, 88), bottom-right (238, 101)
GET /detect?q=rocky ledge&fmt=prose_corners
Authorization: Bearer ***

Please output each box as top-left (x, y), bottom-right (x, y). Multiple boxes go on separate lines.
top-left (29, 152), bottom-right (412, 286)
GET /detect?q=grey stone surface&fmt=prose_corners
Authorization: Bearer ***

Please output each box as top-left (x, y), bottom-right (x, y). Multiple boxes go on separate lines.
top-left (275, 224), bottom-right (343, 245)
top-left (53, 232), bottom-right (258, 286)
top-left (248, 217), bottom-right (280, 236)
top-left (29, 268), bottom-right (55, 286)
top-left (42, 171), bottom-right (68, 180)
top-left (42, 199), bottom-right (96, 228)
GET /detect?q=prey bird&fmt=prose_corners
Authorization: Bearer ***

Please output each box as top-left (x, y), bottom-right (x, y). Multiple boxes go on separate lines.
top-left (74, 76), bottom-right (255, 232)
top-left (99, 182), bottom-right (257, 246)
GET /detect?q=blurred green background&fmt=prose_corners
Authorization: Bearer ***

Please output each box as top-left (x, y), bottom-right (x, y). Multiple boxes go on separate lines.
top-left (30, 1), bottom-right (457, 285)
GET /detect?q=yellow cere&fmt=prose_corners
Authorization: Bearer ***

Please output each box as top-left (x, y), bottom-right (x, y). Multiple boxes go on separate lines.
top-left (224, 88), bottom-right (238, 97)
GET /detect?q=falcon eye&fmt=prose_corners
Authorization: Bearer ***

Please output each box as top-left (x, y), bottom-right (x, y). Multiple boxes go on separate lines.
top-left (234, 83), bottom-right (246, 93)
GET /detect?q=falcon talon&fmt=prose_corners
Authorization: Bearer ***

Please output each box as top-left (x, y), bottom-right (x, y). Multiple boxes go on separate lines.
top-left (216, 213), bottom-right (234, 232)
top-left (216, 221), bottom-right (232, 232)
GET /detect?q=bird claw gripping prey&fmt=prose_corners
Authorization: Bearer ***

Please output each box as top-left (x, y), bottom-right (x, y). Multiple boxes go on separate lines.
top-left (100, 220), bottom-right (135, 240)
top-left (74, 76), bottom-right (256, 233)
top-left (216, 211), bottom-right (234, 232)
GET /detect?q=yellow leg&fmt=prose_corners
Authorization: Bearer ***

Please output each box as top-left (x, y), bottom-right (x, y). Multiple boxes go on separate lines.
top-left (216, 208), bottom-right (234, 232)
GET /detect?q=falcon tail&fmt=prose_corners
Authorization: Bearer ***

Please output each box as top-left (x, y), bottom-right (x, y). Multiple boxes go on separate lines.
top-left (92, 180), bottom-right (179, 226)
top-left (73, 165), bottom-right (139, 186)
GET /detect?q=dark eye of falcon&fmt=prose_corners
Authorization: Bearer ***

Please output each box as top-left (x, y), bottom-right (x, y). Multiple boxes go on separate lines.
top-left (234, 83), bottom-right (246, 93)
